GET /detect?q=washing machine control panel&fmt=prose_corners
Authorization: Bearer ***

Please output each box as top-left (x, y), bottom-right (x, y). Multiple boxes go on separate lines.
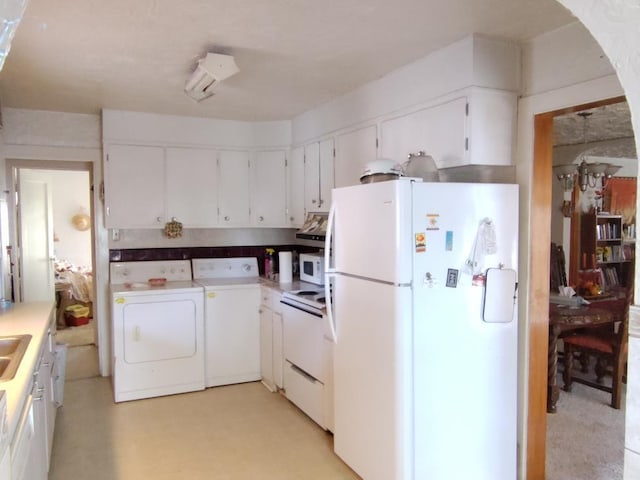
top-left (110, 260), bottom-right (193, 283)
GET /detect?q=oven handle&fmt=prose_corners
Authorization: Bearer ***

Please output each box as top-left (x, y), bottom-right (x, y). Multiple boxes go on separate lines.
top-left (280, 300), bottom-right (323, 318)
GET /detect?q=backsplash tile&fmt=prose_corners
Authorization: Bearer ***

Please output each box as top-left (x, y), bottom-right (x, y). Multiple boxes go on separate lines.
top-left (109, 244), bottom-right (320, 276)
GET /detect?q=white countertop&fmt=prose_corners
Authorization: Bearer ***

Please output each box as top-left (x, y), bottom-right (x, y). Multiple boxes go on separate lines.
top-left (0, 302), bottom-right (55, 441)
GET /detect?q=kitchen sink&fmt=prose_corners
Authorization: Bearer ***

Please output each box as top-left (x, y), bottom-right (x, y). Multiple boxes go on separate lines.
top-left (0, 335), bottom-right (32, 382)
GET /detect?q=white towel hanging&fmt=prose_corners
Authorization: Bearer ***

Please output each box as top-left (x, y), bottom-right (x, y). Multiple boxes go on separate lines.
top-left (464, 218), bottom-right (497, 275)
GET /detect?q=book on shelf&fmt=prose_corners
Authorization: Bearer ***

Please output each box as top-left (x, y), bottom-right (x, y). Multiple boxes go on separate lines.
top-left (597, 222), bottom-right (621, 240)
top-left (602, 267), bottom-right (620, 287)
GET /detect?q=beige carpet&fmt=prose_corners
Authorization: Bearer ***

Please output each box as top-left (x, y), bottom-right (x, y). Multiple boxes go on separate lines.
top-left (546, 373), bottom-right (625, 480)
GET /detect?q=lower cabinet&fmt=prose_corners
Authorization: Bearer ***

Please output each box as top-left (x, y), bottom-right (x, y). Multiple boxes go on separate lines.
top-left (10, 317), bottom-right (58, 480)
top-left (259, 287), bottom-right (284, 392)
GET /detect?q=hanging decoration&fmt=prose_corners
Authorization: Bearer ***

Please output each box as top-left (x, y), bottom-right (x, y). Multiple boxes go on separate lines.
top-left (71, 208), bottom-right (91, 231)
top-left (163, 218), bottom-right (183, 238)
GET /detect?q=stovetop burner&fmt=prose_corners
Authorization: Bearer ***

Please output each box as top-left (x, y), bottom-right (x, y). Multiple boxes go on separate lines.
top-left (282, 288), bottom-right (329, 310)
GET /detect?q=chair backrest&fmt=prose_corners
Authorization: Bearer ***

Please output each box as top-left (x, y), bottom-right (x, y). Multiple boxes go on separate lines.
top-left (550, 243), bottom-right (567, 292)
top-left (616, 280), bottom-right (634, 351)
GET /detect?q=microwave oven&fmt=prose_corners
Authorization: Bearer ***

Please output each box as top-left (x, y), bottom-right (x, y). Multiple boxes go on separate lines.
top-left (299, 252), bottom-right (325, 285)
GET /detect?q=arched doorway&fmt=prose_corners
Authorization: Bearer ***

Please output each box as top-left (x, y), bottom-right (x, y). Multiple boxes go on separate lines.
top-left (526, 1), bottom-right (640, 478)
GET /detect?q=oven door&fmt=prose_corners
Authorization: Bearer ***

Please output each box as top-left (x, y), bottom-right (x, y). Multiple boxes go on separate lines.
top-left (281, 300), bottom-right (326, 383)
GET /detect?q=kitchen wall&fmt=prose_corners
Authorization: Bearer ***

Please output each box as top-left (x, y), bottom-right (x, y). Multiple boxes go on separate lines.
top-left (49, 169), bottom-right (92, 268)
top-left (291, 34), bottom-right (520, 145)
top-left (0, 17), bottom-right (635, 476)
top-left (288, 20), bottom-right (623, 480)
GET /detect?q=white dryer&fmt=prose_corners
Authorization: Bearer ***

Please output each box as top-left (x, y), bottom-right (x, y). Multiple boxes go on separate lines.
top-left (110, 260), bottom-right (205, 402)
top-left (192, 257), bottom-right (261, 388)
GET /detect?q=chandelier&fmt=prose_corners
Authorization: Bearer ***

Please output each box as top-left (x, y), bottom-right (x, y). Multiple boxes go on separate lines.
top-left (552, 112), bottom-right (621, 192)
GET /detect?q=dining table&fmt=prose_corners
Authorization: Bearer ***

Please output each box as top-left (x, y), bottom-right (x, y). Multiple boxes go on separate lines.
top-left (547, 297), bottom-right (624, 413)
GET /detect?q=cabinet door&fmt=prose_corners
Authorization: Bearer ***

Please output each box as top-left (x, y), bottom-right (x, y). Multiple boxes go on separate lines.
top-left (260, 304), bottom-right (275, 392)
top-left (251, 150), bottom-right (287, 226)
top-left (288, 146), bottom-right (306, 227)
top-left (467, 89), bottom-right (516, 167)
top-left (380, 97), bottom-right (466, 169)
top-left (104, 144), bottom-right (165, 228)
top-left (273, 311), bottom-right (284, 389)
top-left (318, 138), bottom-right (335, 212)
top-left (335, 125), bottom-right (378, 188)
top-left (218, 150), bottom-right (250, 226)
top-left (304, 142), bottom-right (320, 213)
top-left (165, 147), bottom-right (218, 227)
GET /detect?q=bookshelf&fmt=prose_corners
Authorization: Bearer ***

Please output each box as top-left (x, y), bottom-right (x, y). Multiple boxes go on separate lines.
top-left (580, 213), bottom-right (635, 290)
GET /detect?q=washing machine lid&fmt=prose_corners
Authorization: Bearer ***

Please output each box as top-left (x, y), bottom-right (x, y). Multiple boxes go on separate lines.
top-left (111, 280), bottom-right (203, 296)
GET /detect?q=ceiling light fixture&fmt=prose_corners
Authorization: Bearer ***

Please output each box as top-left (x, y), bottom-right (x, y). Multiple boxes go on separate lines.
top-left (552, 112), bottom-right (621, 192)
top-left (184, 52), bottom-right (239, 102)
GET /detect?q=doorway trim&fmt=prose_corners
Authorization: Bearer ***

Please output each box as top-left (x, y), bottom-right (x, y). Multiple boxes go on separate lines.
top-left (525, 94), bottom-right (626, 478)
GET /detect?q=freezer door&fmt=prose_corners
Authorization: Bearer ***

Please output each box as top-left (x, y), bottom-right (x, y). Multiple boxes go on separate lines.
top-left (411, 182), bottom-right (518, 480)
top-left (332, 274), bottom-right (412, 480)
top-left (332, 179), bottom-right (413, 284)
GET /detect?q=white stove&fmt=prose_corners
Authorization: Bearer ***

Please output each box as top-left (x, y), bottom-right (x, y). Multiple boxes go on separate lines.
top-left (281, 288), bottom-right (327, 312)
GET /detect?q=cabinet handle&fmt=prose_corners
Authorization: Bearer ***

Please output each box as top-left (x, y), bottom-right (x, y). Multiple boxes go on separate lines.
top-left (318, 199), bottom-right (324, 206)
top-left (36, 387), bottom-right (45, 393)
top-left (259, 216), bottom-right (264, 222)
top-left (224, 216), bottom-right (230, 221)
top-left (290, 216), bottom-right (294, 222)
top-left (311, 199), bottom-right (317, 204)
top-left (33, 396), bottom-right (44, 402)
top-left (156, 216), bottom-right (162, 223)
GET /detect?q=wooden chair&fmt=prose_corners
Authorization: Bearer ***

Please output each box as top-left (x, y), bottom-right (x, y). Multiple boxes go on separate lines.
top-left (562, 288), bottom-right (631, 409)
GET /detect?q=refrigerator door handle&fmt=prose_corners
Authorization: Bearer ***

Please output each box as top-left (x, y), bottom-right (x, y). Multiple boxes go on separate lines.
top-left (324, 202), bottom-right (336, 274)
top-left (324, 272), bottom-right (337, 343)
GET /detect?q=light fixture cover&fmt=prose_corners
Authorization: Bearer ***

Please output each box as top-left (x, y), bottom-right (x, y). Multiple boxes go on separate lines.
top-left (184, 53), bottom-right (239, 102)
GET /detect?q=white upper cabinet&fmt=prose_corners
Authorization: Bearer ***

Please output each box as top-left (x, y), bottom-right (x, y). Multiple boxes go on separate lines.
top-left (165, 147), bottom-right (218, 227)
top-left (304, 138), bottom-right (335, 213)
top-left (304, 142), bottom-right (320, 213)
top-left (318, 138), bottom-right (335, 211)
top-left (380, 97), bottom-right (466, 170)
top-left (465, 89), bottom-right (517, 168)
top-left (104, 144), bottom-right (166, 228)
top-left (287, 146), bottom-right (305, 227)
top-left (335, 125), bottom-right (378, 188)
top-left (380, 89), bottom-right (516, 170)
top-left (304, 139), bottom-right (334, 213)
top-left (250, 150), bottom-right (287, 226)
top-left (218, 150), bottom-right (250, 226)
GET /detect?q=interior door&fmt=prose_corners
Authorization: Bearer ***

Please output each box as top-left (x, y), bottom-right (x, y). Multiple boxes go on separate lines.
top-left (17, 169), bottom-right (55, 302)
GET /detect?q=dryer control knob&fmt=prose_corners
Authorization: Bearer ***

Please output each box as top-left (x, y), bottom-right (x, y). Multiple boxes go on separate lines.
top-left (242, 264), bottom-right (251, 272)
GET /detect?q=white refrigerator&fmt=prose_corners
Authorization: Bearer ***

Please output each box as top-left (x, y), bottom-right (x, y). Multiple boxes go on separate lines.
top-left (324, 178), bottom-right (518, 480)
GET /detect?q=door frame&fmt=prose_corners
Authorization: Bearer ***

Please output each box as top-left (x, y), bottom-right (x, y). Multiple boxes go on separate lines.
top-left (6, 159), bottom-right (96, 318)
top-left (526, 95), bottom-right (626, 479)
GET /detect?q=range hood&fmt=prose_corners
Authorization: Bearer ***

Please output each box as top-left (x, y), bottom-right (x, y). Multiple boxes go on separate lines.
top-left (295, 212), bottom-right (328, 248)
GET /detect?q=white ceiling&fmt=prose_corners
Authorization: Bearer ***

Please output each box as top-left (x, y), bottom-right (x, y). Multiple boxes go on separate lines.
top-left (554, 102), bottom-right (637, 158)
top-left (0, 0), bottom-right (576, 122)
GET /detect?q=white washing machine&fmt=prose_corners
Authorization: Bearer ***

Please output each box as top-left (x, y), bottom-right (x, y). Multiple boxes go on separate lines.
top-left (110, 260), bottom-right (205, 402)
top-left (192, 257), bottom-right (261, 388)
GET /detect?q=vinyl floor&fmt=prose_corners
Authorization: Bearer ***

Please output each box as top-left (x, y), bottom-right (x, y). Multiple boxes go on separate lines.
top-left (49, 379), bottom-right (360, 480)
